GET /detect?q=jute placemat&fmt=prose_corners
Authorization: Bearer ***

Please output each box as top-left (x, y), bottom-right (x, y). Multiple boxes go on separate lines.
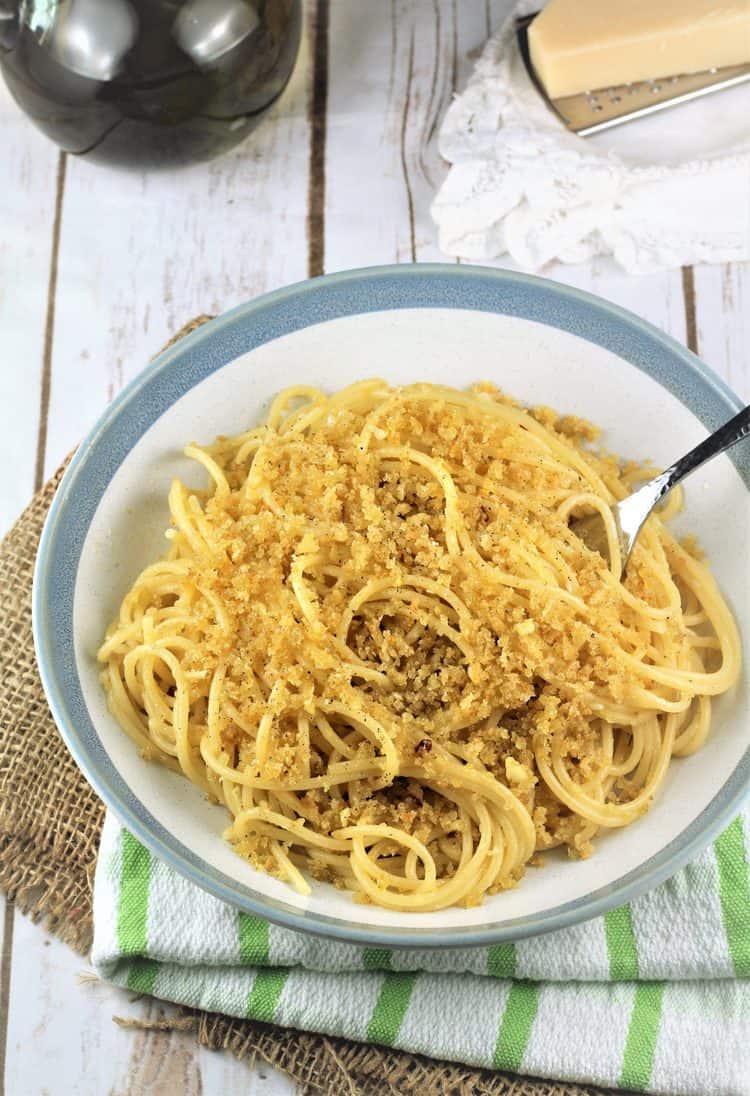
top-left (0, 320), bottom-right (611, 1096)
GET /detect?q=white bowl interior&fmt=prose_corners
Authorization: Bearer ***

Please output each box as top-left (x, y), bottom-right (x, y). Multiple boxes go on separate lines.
top-left (74, 308), bottom-right (749, 931)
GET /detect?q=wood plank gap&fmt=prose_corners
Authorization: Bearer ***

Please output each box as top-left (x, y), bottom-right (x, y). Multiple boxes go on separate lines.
top-left (34, 151), bottom-right (67, 492)
top-left (681, 265), bottom-right (699, 355)
top-left (307, 0), bottom-right (330, 279)
top-left (0, 902), bottom-right (15, 1096)
top-left (399, 31), bottom-right (417, 263)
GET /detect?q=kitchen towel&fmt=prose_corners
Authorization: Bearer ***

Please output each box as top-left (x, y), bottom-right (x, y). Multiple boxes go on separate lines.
top-left (93, 810), bottom-right (750, 1095)
top-left (431, 0), bottom-right (750, 274)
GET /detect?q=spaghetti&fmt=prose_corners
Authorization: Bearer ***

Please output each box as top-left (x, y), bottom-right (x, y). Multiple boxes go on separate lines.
top-left (99, 381), bottom-right (741, 910)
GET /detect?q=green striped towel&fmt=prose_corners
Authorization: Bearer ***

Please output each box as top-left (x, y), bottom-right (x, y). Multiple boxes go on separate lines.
top-left (93, 812), bottom-right (750, 1095)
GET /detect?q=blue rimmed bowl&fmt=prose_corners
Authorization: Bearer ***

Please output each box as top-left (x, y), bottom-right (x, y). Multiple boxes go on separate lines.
top-left (33, 264), bottom-right (749, 947)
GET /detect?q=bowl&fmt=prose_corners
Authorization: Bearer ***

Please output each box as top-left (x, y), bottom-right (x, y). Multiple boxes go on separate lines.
top-left (33, 264), bottom-right (749, 947)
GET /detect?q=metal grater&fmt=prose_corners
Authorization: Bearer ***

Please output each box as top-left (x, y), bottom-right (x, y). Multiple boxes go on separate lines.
top-left (516, 14), bottom-right (750, 136)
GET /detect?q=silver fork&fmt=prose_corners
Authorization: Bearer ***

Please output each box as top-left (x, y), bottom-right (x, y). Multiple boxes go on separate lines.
top-left (571, 404), bottom-right (750, 572)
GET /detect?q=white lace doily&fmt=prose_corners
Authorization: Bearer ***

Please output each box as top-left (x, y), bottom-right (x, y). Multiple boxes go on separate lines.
top-left (431, 0), bottom-right (750, 273)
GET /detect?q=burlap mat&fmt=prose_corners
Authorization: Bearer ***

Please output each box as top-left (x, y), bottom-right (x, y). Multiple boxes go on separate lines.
top-left (0, 320), bottom-right (612, 1096)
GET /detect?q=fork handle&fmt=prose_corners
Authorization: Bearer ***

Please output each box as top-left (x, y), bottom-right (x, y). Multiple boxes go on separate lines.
top-left (651, 404), bottom-right (750, 502)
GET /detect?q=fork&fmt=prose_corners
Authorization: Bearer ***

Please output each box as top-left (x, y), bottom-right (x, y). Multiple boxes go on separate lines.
top-left (571, 404), bottom-right (750, 572)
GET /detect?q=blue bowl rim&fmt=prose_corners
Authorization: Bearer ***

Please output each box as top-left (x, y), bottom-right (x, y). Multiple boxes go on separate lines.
top-left (32, 262), bottom-right (749, 949)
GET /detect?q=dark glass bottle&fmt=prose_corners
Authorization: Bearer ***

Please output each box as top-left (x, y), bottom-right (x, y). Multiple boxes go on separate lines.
top-left (0, 0), bottom-right (302, 168)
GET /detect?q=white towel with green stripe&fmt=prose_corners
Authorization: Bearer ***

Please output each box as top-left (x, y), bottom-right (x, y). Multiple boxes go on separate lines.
top-left (93, 812), bottom-right (750, 1095)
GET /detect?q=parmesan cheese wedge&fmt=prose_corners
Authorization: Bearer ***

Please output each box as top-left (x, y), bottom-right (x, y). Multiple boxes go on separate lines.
top-left (528, 0), bottom-right (750, 100)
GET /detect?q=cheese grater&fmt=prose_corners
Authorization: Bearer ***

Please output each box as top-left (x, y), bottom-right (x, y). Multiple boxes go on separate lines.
top-left (516, 14), bottom-right (750, 136)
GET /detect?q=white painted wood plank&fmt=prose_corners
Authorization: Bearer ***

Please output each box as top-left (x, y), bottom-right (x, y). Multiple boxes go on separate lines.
top-left (400, 0), bottom-right (461, 264)
top-left (6, 915), bottom-right (296, 1095)
top-left (6, 916), bottom-right (138, 1095)
top-left (0, 75), bottom-right (57, 1087)
top-left (324, 0), bottom-right (413, 269)
top-left (324, 0), bottom-right (483, 271)
top-left (0, 899), bottom-right (7, 1001)
top-left (41, 26), bottom-right (312, 481)
top-left (324, 1), bottom-right (513, 272)
top-left (0, 897), bottom-right (10, 1093)
top-left (692, 263), bottom-right (750, 399)
top-left (198, 1040), bottom-right (297, 1096)
top-left (410, 3), bottom-right (519, 264)
top-left (0, 83), bottom-right (60, 534)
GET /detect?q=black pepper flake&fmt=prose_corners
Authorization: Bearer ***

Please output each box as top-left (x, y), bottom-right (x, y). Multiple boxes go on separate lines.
top-left (415, 738), bottom-right (432, 755)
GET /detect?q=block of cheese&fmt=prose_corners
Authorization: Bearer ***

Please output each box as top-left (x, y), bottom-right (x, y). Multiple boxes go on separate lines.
top-left (528, 0), bottom-right (750, 99)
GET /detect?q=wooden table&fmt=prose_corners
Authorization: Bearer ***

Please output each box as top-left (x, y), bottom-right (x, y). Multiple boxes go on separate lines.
top-left (0, 2), bottom-right (747, 1092)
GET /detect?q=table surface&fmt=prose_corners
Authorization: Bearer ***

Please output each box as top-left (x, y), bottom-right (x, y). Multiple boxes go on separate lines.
top-left (0, 1), bottom-right (747, 1093)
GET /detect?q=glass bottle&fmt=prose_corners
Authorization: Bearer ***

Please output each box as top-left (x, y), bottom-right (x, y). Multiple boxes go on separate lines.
top-left (0, 0), bottom-right (302, 167)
